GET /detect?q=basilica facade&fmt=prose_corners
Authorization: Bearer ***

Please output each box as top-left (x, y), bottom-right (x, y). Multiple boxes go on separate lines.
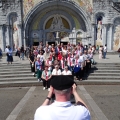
top-left (0, 0), bottom-right (120, 51)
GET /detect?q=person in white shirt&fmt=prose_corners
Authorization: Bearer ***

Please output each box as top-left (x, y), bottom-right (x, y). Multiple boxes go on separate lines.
top-left (62, 66), bottom-right (72, 75)
top-left (79, 52), bottom-right (85, 79)
top-left (5, 46), bottom-right (8, 53)
top-left (37, 51), bottom-right (44, 62)
top-left (41, 64), bottom-right (52, 91)
top-left (62, 46), bottom-right (67, 55)
top-left (52, 65), bottom-right (61, 75)
top-left (34, 76), bottom-right (90, 120)
top-left (103, 44), bottom-right (107, 59)
top-left (46, 57), bottom-right (53, 71)
top-left (83, 50), bottom-right (91, 73)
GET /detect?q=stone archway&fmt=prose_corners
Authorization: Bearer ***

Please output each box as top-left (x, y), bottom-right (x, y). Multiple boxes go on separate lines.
top-left (24, 0), bottom-right (91, 46)
top-left (44, 14), bottom-right (71, 44)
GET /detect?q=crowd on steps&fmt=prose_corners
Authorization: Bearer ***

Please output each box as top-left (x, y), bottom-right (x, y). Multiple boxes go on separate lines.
top-left (2, 42), bottom-right (101, 90)
top-left (25, 42), bottom-right (96, 91)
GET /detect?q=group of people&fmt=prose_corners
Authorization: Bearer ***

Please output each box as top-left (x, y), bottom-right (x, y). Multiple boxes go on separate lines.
top-left (28, 42), bottom-right (96, 91)
top-left (5, 44), bottom-right (28, 64)
top-left (15, 45), bottom-right (30, 60)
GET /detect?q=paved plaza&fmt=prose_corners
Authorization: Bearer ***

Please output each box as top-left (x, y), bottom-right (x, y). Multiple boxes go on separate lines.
top-left (93, 54), bottom-right (120, 63)
top-left (0, 85), bottom-right (120, 120)
top-left (0, 54), bottom-right (120, 120)
top-left (1, 53), bottom-right (120, 64)
top-left (0, 0), bottom-right (120, 119)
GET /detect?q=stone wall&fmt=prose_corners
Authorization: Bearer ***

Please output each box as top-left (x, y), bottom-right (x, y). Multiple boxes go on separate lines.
top-left (0, 0), bottom-right (22, 51)
top-left (0, 0), bottom-right (120, 51)
top-left (92, 0), bottom-right (120, 51)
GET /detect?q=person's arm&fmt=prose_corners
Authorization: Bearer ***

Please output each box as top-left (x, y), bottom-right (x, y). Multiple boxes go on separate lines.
top-left (35, 62), bottom-right (37, 72)
top-left (42, 86), bottom-right (54, 106)
top-left (72, 84), bottom-right (88, 108)
top-left (28, 57), bottom-right (33, 64)
top-left (48, 71), bottom-right (52, 80)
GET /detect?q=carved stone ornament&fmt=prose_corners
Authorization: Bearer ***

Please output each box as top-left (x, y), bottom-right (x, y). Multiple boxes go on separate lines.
top-left (0, 0), bottom-right (20, 12)
top-left (93, 0), bottom-right (106, 10)
top-left (50, 14), bottom-right (65, 30)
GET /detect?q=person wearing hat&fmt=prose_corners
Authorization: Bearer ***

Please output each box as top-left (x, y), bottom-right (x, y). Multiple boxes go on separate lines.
top-left (34, 76), bottom-right (90, 120)
top-left (41, 64), bottom-right (52, 91)
top-left (52, 65), bottom-right (61, 75)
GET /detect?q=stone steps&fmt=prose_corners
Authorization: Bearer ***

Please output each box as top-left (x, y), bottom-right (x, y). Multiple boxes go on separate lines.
top-left (0, 65), bottom-right (30, 68)
top-left (0, 68), bottom-right (31, 71)
top-left (0, 63), bottom-right (37, 86)
top-left (89, 73), bottom-right (120, 76)
top-left (0, 73), bottom-right (34, 78)
top-left (0, 61), bottom-right (120, 87)
top-left (91, 70), bottom-right (120, 73)
top-left (93, 65), bottom-right (120, 67)
top-left (0, 81), bottom-right (40, 87)
top-left (87, 76), bottom-right (120, 80)
top-left (0, 77), bottom-right (37, 82)
top-left (0, 71), bottom-right (31, 74)
top-left (87, 63), bottom-right (120, 80)
top-left (92, 67), bottom-right (120, 70)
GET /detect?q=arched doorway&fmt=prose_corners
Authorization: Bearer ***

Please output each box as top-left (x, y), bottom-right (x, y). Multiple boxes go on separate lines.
top-left (24, 0), bottom-right (91, 46)
top-left (45, 14), bottom-right (71, 45)
top-left (95, 12), bottom-right (105, 46)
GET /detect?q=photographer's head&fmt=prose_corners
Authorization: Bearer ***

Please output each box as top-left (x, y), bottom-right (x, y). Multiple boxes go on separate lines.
top-left (51, 76), bottom-right (74, 101)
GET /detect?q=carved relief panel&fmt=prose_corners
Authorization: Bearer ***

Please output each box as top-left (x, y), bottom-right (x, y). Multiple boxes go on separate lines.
top-left (113, 18), bottom-right (120, 51)
top-left (113, 25), bottom-right (120, 51)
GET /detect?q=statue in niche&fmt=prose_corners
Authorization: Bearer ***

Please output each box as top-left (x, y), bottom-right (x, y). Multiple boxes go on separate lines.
top-left (113, 25), bottom-right (120, 51)
top-left (97, 21), bottom-right (102, 40)
top-left (96, 20), bottom-right (103, 46)
top-left (50, 14), bottom-right (65, 30)
top-left (13, 17), bottom-right (19, 49)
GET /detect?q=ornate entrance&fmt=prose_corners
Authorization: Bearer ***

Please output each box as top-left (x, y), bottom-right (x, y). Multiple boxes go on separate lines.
top-left (24, 0), bottom-right (91, 46)
top-left (45, 14), bottom-right (70, 44)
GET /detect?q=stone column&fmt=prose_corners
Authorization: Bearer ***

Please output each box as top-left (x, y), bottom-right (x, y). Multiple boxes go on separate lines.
top-left (102, 24), bottom-right (108, 46)
top-left (107, 24), bottom-right (113, 51)
top-left (23, 30), bottom-right (26, 48)
top-left (6, 25), bottom-right (10, 46)
top-left (0, 25), bottom-right (4, 51)
top-left (17, 24), bottom-right (22, 47)
top-left (72, 32), bottom-right (76, 44)
top-left (39, 30), bottom-right (43, 42)
top-left (43, 31), bottom-right (46, 45)
top-left (9, 25), bottom-right (13, 49)
top-left (91, 24), bottom-right (97, 45)
top-left (72, 28), bottom-right (76, 44)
